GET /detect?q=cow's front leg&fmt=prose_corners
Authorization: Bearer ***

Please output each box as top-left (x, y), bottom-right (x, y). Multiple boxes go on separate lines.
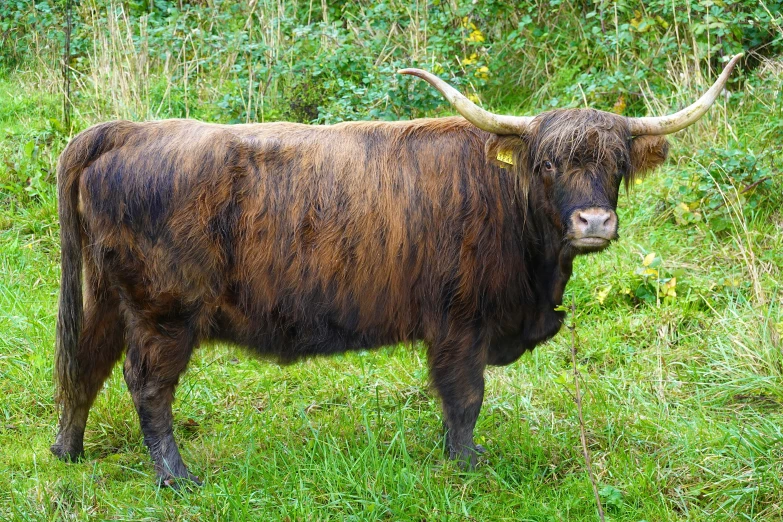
top-left (123, 324), bottom-right (200, 487)
top-left (429, 330), bottom-right (488, 469)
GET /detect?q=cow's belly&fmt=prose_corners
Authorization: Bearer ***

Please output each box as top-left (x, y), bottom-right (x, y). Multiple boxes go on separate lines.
top-left (488, 307), bottom-right (565, 366)
top-left (211, 294), bottom-right (415, 364)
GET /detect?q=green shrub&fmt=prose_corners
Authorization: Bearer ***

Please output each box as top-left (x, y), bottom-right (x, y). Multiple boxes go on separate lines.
top-left (4, 1), bottom-right (780, 117)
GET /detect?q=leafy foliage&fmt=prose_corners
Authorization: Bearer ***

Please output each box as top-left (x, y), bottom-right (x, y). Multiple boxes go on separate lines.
top-left (2, 0), bottom-right (782, 121)
top-left (668, 146), bottom-right (776, 232)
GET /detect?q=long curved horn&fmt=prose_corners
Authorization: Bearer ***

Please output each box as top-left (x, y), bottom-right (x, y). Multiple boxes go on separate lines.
top-left (627, 53), bottom-right (743, 135)
top-left (398, 68), bottom-right (533, 135)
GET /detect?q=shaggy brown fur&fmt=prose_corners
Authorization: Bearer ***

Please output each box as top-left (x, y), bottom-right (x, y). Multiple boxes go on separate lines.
top-left (52, 112), bottom-right (668, 484)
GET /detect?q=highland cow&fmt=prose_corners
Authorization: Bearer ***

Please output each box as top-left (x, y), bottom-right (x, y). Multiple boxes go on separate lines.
top-left (51, 55), bottom-right (742, 485)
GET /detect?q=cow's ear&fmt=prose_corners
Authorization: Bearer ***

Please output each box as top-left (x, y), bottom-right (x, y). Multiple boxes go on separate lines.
top-left (485, 134), bottom-right (529, 170)
top-left (628, 135), bottom-right (669, 187)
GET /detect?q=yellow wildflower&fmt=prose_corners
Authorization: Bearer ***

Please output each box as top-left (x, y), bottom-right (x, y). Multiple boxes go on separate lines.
top-left (461, 53), bottom-right (478, 66)
top-left (468, 29), bottom-right (485, 43)
top-left (461, 17), bottom-right (477, 30)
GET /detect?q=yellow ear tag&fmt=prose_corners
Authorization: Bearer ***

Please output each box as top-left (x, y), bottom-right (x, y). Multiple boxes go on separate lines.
top-left (496, 149), bottom-right (514, 166)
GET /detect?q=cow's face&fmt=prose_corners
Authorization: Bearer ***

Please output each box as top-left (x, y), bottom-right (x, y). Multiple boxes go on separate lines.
top-left (402, 56), bottom-right (739, 253)
top-left (526, 109), bottom-right (668, 254)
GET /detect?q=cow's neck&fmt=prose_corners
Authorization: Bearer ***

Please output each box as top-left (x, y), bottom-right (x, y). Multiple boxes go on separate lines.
top-left (528, 234), bottom-right (573, 309)
top-left (522, 200), bottom-right (574, 308)
top-left (486, 216), bottom-right (573, 365)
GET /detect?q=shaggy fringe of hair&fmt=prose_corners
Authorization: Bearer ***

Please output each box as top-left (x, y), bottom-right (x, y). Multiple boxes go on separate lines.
top-left (531, 109), bottom-right (630, 174)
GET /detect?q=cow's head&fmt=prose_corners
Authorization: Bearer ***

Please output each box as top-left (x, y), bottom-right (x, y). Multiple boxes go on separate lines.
top-left (400, 54), bottom-right (742, 254)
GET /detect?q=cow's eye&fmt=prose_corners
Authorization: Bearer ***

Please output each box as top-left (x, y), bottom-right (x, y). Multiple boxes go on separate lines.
top-left (543, 160), bottom-right (554, 171)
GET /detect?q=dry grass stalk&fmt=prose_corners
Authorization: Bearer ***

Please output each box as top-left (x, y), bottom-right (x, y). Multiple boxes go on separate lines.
top-left (569, 300), bottom-right (605, 522)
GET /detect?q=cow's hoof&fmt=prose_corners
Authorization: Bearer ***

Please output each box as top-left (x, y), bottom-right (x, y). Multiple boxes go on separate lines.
top-left (448, 444), bottom-right (485, 470)
top-left (159, 472), bottom-right (202, 489)
top-left (50, 442), bottom-right (84, 462)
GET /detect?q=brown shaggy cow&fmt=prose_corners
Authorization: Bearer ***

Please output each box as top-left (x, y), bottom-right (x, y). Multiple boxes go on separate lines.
top-left (52, 55), bottom-right (742, 485)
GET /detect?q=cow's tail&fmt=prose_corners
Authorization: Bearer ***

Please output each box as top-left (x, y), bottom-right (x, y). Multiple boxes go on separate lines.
top-left (55, 121), bottom-right (127, 405)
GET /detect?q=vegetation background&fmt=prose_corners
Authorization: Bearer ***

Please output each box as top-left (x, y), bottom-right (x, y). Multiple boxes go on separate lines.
top-left (1, 0), bottom-right (782, 519)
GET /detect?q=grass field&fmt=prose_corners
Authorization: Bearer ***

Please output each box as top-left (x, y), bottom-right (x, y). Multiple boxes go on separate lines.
top-left (1, 20), bottom-right (783, 522)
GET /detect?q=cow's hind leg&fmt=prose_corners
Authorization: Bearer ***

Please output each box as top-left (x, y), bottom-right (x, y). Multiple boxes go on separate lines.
top-left (429, 329), bottom-right (488, 469)
top-left (51, 286), bottom-right (125, 461)
top-left (123, 321), bottom-right (200, 486)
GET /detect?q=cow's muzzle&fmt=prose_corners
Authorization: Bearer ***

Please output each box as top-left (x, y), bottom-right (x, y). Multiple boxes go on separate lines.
top-left (568, 208), bottom-right (617, 250)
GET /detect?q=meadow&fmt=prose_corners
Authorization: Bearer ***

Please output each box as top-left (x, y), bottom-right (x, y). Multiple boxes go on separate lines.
top-left (1, 1), bottom-right (782, 520)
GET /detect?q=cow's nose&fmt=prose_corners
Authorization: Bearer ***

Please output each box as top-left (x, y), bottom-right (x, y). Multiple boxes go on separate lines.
top-left (571, 208), bottom-right (617, 238)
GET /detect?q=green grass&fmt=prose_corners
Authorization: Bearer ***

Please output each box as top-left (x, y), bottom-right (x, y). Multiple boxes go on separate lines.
top-left (1, 55), bottom-right (783, 521)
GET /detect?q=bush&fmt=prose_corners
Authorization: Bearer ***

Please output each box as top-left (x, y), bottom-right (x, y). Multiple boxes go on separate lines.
top-left (3, 1), bottom-right (781, 119)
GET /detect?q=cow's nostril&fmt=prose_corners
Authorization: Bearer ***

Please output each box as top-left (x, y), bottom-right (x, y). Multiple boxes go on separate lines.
top-left (572, 208), bottom-right (616, 236)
